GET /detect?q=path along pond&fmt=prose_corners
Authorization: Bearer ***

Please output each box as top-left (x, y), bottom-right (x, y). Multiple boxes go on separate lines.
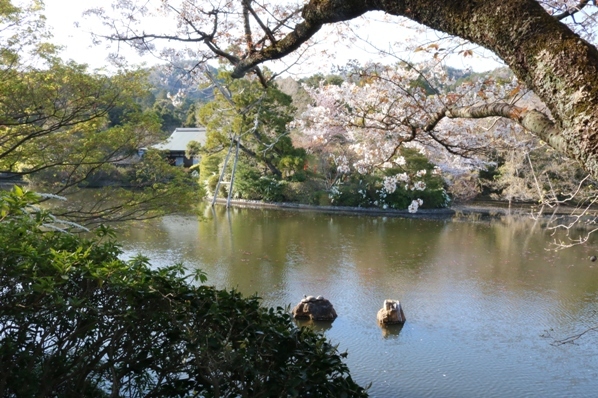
top-left (118, 205), bottom-right (598, 398)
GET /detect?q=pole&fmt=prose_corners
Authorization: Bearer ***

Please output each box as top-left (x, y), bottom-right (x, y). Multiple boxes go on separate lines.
top-left (227, 135), bottom-right (241, 208)
top-left (211, 140), bottom-right (234, 207)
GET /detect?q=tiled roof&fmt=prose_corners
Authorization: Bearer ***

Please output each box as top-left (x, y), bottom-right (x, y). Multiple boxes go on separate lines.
top-left (152, 127), bottom-right (207, 151)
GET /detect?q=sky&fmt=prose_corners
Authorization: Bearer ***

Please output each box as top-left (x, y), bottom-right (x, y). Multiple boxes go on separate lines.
top-left (42, 0), bottom-right (504, 75)
top-left (44, 0), bottom-right (148, 69)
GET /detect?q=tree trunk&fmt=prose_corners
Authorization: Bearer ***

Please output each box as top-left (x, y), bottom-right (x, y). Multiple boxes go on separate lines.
top-left (385, 0), bottom-right (598, 177)
top-left (232, 0), bottom-right (598, 177)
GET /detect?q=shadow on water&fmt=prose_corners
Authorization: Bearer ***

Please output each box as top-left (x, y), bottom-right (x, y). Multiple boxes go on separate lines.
top-left (293, 319), bottom-right (334, 332)
top-left (379, 324), bottom-right (404, 339)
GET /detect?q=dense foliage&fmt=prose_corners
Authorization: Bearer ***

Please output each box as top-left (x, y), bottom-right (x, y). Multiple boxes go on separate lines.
top-left (0, 187), bottom-right (368, 397)
top-left (0, 0), bottom-right (203, 224)
top-left (198, 70), bottom-right (307, 180)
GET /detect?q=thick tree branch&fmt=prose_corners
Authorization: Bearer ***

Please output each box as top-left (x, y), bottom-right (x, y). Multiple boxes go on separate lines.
top-left (231, 0), bottom-right (372, 78)
top-left (228, 0), bottom-right (598, 179)
top-left (413, 103), bottom-right (563, 157)
top-left (444, 103), bottom-right (564, 154)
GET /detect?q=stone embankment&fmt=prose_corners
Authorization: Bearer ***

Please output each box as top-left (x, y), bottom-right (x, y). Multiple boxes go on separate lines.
top-left (208, 197), bottom-right (578, 220)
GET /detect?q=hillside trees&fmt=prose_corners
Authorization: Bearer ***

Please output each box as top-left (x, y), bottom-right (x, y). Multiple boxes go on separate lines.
top-left (144, 62), bottom-right (217, 132)
top-left (92, 0), bottom-right (598, 179)
top-left (0, 0), bottom-right (199, 224)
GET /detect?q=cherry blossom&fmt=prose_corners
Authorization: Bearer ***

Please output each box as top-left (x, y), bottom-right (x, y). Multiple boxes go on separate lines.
top-left (295, 61), bottom-right (528, 177)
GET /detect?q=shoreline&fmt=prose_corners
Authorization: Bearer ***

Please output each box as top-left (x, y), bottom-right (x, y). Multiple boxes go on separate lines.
top-left (207, 197), bottom-right (572, 221)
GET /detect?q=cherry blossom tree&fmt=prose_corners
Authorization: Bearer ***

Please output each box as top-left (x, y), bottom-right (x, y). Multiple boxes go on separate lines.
top-left (291, 62), bottom-right (528, 205)
top-left (295, 62), bottom-right (525, 170)
top-left (89, 0), bottom-right (598, 180)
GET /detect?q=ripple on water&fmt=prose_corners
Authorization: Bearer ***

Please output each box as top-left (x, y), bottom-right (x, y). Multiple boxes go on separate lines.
top-left (117, 211), bottom-right (598, 398)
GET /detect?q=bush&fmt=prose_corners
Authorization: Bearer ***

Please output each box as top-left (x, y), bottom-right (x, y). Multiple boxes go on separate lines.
top-left (233, 161), bottom-right (286, 202)
top-left (0, 187), bottom-right (368, 397)
top-left (199, 153), bottom-right (224, 185)
top-left (330, 170), bottom-right (449, 210)
top-left (281, 180), bottom-right (326, 203)
top-left (300, 148), bottom-right (450, 210)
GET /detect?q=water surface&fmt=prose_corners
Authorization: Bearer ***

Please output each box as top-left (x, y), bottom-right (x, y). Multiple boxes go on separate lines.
top-left (119, 206), bottom-right (598, 398)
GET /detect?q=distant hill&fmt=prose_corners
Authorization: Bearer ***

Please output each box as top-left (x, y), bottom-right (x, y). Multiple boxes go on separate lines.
top-left (147, 61), bottom-right (216, 103)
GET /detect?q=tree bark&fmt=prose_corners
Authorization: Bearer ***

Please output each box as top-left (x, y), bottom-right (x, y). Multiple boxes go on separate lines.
top-left (231, 0), bottom-right (598, 178)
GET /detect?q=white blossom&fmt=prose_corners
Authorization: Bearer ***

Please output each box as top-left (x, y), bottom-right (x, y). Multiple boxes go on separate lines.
top-left (397, 172), bottom-right (410, 183)
top-left (297, 62), bottom-right (530, 177)
top-left (382, 175), bottom-right (398, 194)
top-left (408, 200), bottom-right (419, 213)
top-left (413, 181), bottom-right (427, 191)
top-left (394, 156), bottom-right (406, 166)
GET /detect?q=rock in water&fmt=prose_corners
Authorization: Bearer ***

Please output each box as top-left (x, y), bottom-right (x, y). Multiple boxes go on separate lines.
top-left (377, 299), bottom-right (406, 325)
top-left (292, 295), bottom-right (337, 321)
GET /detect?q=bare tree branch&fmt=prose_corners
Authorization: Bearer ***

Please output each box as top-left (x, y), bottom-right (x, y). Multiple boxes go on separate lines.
top-left (553, 0), bottom-right (591, 20)
top-left (550, 325), bottom-right (598, 345)
top-left (231, 0), bottom-right (372, 78)
top-left (243, 0), bottom-right (277, 46)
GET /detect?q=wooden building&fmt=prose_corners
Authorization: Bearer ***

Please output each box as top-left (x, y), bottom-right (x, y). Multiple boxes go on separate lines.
top-left (149, 127), bottom-right (207, 167)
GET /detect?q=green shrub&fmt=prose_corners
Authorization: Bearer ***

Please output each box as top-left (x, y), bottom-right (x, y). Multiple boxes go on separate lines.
top-left (315, 190), bottom-right (333, 206)
top-left (199, 153), bottom-right (224, 185)
top-left (281, 180), bottom-right (326, 203)
top-left (0, 187), bottom-right (368, 397)
top-left (233, 161), bottom-right (286, 202)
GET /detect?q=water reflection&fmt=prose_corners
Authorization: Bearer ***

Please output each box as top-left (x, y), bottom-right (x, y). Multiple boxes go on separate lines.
top-left (379, 324), bottom-right (404, 339)
top-left (294, 319), bottom-right (334, 332)
top-left (120, 205), bottom-right (598, 398)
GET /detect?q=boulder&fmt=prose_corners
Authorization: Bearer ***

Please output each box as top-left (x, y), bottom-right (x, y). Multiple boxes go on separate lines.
top-left (292, 295), bottom-right (337, 322)
top-left (377, 299), bottom-right (406, 325)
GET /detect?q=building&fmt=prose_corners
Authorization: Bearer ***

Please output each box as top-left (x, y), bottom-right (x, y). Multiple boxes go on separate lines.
top-left (149, 127), bottom-right (207, 167)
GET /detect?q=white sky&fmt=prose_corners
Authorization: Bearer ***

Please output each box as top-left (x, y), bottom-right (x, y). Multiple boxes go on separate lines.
top-left (44, 0), bottom-right (147, 69)
top-left (43, 0), bottom-right (503, 74)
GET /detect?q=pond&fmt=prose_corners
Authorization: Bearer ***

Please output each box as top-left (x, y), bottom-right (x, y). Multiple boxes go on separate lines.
top-left (118, 205), bottom-right (598, 398)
